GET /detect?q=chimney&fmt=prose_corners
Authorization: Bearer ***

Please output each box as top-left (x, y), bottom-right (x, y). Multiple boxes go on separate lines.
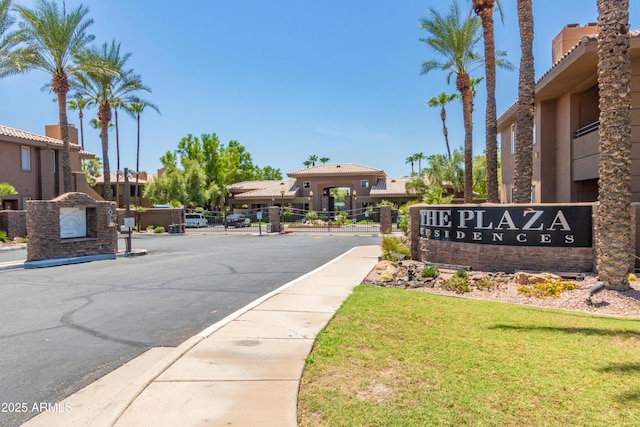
top-left (45, 124), bottom-right (79, 146)
top-left (552, 23), bottom-right (598, 64)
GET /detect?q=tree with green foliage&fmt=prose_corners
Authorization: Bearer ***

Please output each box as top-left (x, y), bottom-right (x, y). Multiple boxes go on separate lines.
top-left (127, 98), bottom-right (160, 206)
top-left (81, 157), bottom-right (102, 187)
top-left (10, 0), bottom-right (95, 192)
top-left (145, 133), bottom-right (280, 208)
top-left (72, 40), bottom-right (147, 202)
top-left (68, 96), bottom-right (89, 150)
top-left (0, 0), bottom-right (19, 78)
top-left (420, 1), bottom-right (510, 203)
top-left (427, 92), bottom-right (459, 159)
top-left (0, 182), bottom-right (17, 206)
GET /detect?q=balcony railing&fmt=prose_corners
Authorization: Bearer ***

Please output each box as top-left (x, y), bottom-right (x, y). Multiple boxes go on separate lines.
top-left (574, 121), bottom-right (600, 138)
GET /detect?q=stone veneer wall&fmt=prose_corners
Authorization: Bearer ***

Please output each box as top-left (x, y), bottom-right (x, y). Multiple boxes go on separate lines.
top-left (408, 203), bottom-right (602, 274)
top-left (0, 210), bottom-right (27, 240)
top-left (379, 205), bottom-right (392, 234)
top-left (27, 192), bottom-right (116, 262)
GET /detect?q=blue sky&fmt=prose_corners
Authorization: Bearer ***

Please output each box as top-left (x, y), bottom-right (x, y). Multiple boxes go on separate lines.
top-left (2, 0), bottom-right (640, 179)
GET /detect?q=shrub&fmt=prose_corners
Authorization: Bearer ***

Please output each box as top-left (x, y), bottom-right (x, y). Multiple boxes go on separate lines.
top-left (454, 269), bottom-right (469, 279)
top-left (146, 225), bottom-right (155, 231)
top-left (153, 226), bottom-right (165, 233)
top-left (336, 211), bottom-right (349, 226)
top-left (474, 276), bottom-right (500, 291)
top-left (421, 264), bottom-right (440, 278)
top-left (305, 210), bottom-right (319, 222)
top-left (380, 236), bottom-right (410, 261)
top-left (440, 276), bottom-right (472, 293)
top-left (0, 230), bottom-right (8, 242)
top-left (629, 273), bottom-right (638, 281)
top-left (517, 279), bottom-right (576, 299)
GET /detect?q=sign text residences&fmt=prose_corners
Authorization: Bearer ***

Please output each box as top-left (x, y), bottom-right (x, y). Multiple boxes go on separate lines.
top-left (419, 206), bottom-right (592, 247)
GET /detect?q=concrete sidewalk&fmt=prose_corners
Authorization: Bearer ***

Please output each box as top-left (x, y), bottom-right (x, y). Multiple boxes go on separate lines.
top-left (22, 245), bottom-right (380, 427)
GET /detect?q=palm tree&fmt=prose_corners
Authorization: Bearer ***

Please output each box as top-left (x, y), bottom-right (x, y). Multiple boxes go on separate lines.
top-left (127, 98), bottom-right (160, 206)
top-left (67, 96), bottom-right (89, 150)
top-left (415, 152), bottom-right (425, 175)
top-left (513, 0), bottom-right (535, 203)
top-left (596, 0), bottom-right (632, 291)
top-left (471, 0), bottom-right (506, 203)
top-left (319, 157), bottom-right (330, 164)
top-left (308, 154), bottom-right (318, 167)
top-left (427, 92), bottom-right (459, 160)
top-left (72, 40), bottom-right (143, 201)
top-left (303, 159), bottom-right (312, 168)
top-left (420, 2), bottom-right (483, 203)
top-left (11, 0), bottom-right (95, 193)
top-left (0, 0), bottom-right (19, 79)
top-left (405, 154), bottom-right (416, 176)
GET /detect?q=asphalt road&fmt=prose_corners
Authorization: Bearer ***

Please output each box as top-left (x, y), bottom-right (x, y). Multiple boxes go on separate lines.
top-left (0, 232), bottom-right (380, 427)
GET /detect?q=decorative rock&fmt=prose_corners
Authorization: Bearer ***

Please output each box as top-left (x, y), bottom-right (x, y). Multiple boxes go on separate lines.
top-left (513, 271), bottom-right (562, 285)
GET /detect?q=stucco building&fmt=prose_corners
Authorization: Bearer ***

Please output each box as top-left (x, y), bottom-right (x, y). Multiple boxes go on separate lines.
top-left (227, 163), bottom-right (413, 211)
top-left (498, 23), bottom-right (640, 203)
top-left (0, 124), bottom-right (98, 210)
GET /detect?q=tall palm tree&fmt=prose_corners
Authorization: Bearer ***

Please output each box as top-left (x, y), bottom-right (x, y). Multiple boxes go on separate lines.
top-left (420, 1), bottom-right (483, 203)
top-left (596, 0), bottom-right (632, 291)
top-left (127, 98), bottom-right (160, 206)
top-left (405, 154), bottom-right (416, 176)
top-left (308, 154), bottom-right (318, 167)
top-left (427, 92), bottom-right (458, 159)
top-left (0, 0), bottom-right (19, 78)
top-left (471, 0), bottom-right (505, 203)
top-left (67, 96), bottom-right (89, 150)
top-left (415, 152), bottom-right (425, 175)
top-left (513, 0), bottom-right (535, 203)
top-left (11, 0), bottom-right (95, 193)
top-left (319, 157), bottom-right (330, 164)
top-left (72, 40), bottom-right (143, 201)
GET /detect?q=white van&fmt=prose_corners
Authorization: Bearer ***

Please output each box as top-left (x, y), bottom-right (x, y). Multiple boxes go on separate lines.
top-left (184, 213), bottom-right (207, 228)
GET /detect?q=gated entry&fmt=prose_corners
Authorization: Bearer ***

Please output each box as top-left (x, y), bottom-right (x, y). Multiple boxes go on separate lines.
top-left (188, 207), bottom-right (397, 233)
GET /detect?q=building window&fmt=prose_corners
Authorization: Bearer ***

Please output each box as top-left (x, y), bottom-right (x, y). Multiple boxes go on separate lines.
top-left (21, 146), bottom-right (31, 171)
top-left (510, 124), bottom-right (516, 154)
top-left (303, 181), bottom-right (310, 188)
top-left (361, 180), bottom-right (369, 188)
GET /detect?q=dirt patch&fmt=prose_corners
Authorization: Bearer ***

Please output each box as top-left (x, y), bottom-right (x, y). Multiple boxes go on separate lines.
top-left (363, 260), bottom-right (640, 318)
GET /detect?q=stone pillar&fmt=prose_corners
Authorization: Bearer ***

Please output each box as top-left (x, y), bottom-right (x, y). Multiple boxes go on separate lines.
top-left (269, 206), bottom-right (280, 233)
top-left (408, 204), bottom-right (423, 260)
top-left (26, 192), bottom-right (117, 262)
top-left (380, 205), bottom-right (392, 234)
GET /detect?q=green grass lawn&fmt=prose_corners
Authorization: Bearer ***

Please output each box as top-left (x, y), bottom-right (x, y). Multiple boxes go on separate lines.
top-left (298, 285), bottom-right (640, 427)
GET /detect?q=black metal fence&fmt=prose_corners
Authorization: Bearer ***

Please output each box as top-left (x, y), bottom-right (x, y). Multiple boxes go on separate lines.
top-left (184, 207), bottom-right (399, 233)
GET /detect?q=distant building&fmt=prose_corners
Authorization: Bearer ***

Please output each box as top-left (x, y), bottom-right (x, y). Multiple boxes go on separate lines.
top-left (227, 163), bottom-right (413, 211)
top-left (0, 124), bottom-right (97, 209)
top-left (498, 23), bottom-right (640, 203)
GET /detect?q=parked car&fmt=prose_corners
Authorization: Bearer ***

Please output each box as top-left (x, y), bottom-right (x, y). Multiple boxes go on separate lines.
top-left (184, 213), bottom-right (208, 228)
top-left (225, 213), bottom-right (251, 227)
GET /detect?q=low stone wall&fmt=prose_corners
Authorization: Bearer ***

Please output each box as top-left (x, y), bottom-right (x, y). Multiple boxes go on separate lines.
top-left (0, 210), bottom-right (26, 240)
top-left (27, 192), bottom-right (116, 262)
top-left (408, 203), bottom-right (599, 274)
top-left (417, 239), bottom-right (594, 273)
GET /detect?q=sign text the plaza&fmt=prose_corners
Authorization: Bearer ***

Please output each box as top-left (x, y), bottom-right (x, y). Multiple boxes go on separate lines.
top-left (419, 206), bottom-right (592, 247)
